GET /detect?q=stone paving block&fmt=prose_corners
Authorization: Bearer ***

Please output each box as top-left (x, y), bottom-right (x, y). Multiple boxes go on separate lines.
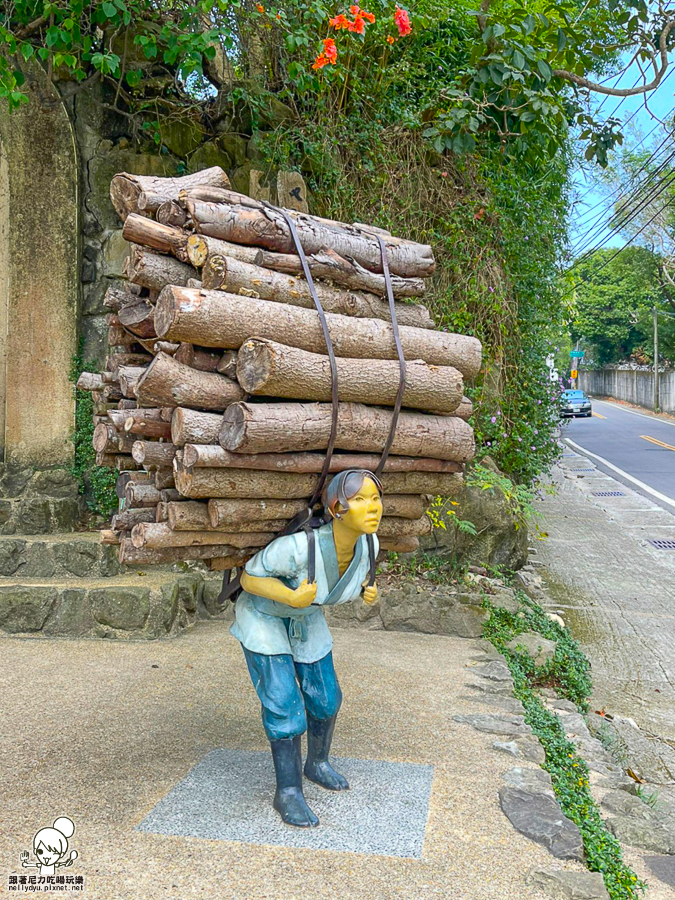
top-left (527, 867), bottom-right (610, 899)
top-left (499, 786), bottom-right (584, 860)
top-left (137, 748), bottom-right (434, 858)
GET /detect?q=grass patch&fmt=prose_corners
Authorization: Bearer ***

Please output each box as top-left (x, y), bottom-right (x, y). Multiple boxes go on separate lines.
top-left (484, 590), bottom-right (645, 899)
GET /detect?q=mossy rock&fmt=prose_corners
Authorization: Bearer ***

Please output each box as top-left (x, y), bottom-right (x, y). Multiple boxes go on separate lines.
top-left (0, 586), bottom-right (58, 632)
top-left (217, 133), bottom-right (248, 167)
top-left (89, 586), bottom-right (151, 631)
top-left (159, 118), bottom-right (205, 158)
top-left (187, 141), bottom-right (233, 175)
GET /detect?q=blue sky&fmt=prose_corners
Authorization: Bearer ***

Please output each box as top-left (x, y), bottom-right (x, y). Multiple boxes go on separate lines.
top-left (569, 64), bottom-right (675, 255)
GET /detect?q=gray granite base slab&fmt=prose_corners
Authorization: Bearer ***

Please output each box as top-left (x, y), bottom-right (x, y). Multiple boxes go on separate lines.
top-left (137, 748), bottom-right (434, 857)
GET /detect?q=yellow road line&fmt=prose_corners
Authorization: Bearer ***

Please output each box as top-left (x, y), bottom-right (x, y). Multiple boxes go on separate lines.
top-left (592, 411), bottom-right (606, 419)
top-left (640, 435), bottom-right (675, 451)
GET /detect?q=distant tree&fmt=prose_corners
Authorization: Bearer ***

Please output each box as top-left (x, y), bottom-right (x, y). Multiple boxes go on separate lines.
top-left (571, 246), bottom-right (662, 364)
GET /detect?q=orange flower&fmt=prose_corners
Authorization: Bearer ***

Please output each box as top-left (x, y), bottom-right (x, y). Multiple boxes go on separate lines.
top-left (256, 3), bottom-right (264, 11)
top-left (312, 53), bottom-right (330, 69)
top-left (329, 13), bottom-right (350, 29)
top-left (394, 5), bottom-right (412, 36)
top-left (386, 34), bottom-right (395, 43)
top-left (348, 14), bottom-right (365, 33)
top-left (275, 11), bottom-right (281, 17)
top-left (322, 37), bottom-right (338, 63)
top-left (362, 8), bottom-right (375, 22)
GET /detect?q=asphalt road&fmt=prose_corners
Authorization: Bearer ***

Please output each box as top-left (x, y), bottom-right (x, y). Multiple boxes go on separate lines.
top-left (563, 397), bottom-right (675, 511)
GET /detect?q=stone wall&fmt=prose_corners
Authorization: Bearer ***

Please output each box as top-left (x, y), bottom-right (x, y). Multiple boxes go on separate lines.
top-left (579, 368), bottom-right (675, 413)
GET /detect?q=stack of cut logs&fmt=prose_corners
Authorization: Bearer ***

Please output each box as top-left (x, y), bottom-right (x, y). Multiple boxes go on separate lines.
top-left (76, 166), bottom-right (481, 570)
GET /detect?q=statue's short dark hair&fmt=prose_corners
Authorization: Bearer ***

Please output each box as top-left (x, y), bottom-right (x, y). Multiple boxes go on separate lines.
top-left (322, 469), bottom-right (383, 517)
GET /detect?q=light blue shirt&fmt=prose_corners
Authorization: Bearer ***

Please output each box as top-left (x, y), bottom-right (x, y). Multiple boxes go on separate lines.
top-left (230, 523), bottom-right (378, 663)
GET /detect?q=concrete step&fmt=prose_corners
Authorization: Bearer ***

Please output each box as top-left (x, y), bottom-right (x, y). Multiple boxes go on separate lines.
top-left (0, 531), bottom-right (121, 578)
top-left (0, 570), bottom-right (229, 639)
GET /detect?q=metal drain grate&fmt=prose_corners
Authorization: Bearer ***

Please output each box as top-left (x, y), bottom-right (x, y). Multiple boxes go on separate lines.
top-left (648, 539), bottom-right (675, 550)
top-left (569, 468), bottom-right (596, 473)
top-left (592, 491), bottom-right (626, 497)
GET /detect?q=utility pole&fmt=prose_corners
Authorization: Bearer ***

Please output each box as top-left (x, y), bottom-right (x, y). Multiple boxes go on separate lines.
top-left (653, 307), bottom-right (659, 412)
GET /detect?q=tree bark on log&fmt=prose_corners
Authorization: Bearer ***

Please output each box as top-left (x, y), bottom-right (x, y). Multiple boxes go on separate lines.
top-left (217, 350), bottom-right (238, 378)
top-left (92, 423), bottom-right (135, 455)
top-left (110, 166), bottom-right (230, 220)
top-left (122, 214), bottom-right (190, 262)
top-left (175, 463), bottom-right (462, 499)
top-left (108, 351), bottom-right (152, 375)
top-left (123, 409), bottom-right (172, 440)
top-left (155, 287), bottom-right (482, 376)
top-left (182, 199), bottom-right (435, 278)
top-left (126, 244), bottom-right (197, 292)
top-left (456, 397), bottom-right (473, 421)
top-left (378, 516), bottom-right (431, 538)
top-left (219, 402), bottom-right (474, 462)
top-left (138, 183), bottom-right (236, 213)
top-left (166, 500), bottom-right (288, 533)
top-left (207, 498), bottom-right (310, 527)
top-left (111, 507), bottom-right (157, 532)
top-left (181, 444), bottom-right (461, 474)
top-left (199, 254), bottom-right (433, 328)
top-left (171, 408), bottom-right (223, 446)
top-left (125, 483), bottom-right (161, 508)
top-left (186, 233), bottom-right (265, 268)
top-left (118, 366), bottom-right (147, 398)
top-left (76, 372), bottom-right (104, 391)
top-left (130, 522), bottom-right (273, 550)
top-left (116, 471), bottom-right (153, 497)
top-left (119, 539), bottom-right (249, 566)
top-left (154, 341), bottom-right (179, 355)
top-left (174, 343), bottom-right (222, 372)
top-left (136, 351), bottom-right (244, 411)
top-left (109, 325), bottom-right (140, 348)
top-left (237, 338), bottom-right (463, 414)
top-left (103, 285), bottom-right (142, 312)
top-left (131, 441), bottom-right (177, 468)
top-left (155, 468), bottom-right (176, 490)
top-left (118, 301), bottom-right (157, 340)
top-left (254, 246), bottom-right (426, 299)
top-left (378, 536), bottom-right (419, 553)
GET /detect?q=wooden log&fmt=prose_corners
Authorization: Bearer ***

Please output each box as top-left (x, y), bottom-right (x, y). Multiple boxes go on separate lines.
top-left (136, 351), bottom-right (244, 412)
top-left (182, 199), bottom-right (435, 277)
top-left (237, 339), bottom-right (462, 415)
top-left (96, 452), bottom-right (138, 470)
top-left (155, 287), bottom-right (482, 376)
top-left (103, 285), bottom-right (141, 312)
top-left (117, 399), bottom-right (139, 410)
top-left (159, 488), bottom-right (181, 502)
top-left (378, 516), bottom-right (431, 538)
top-left (108, 351), bottom-right (152, 374)
top-left (123, 409), bottom-right (172, 440)
top-left (111, 507), bottom-right (156, 532)
top-left (122, 214), bottom-right (189, 262)
top-left (379, 536), bottom-right (419, 553)
top-left (382, 495), bottom-right (429, 518)
top-left (125, 483), bottom-right (161, 508)
top-left (127, 244), bottom-right (197, 292)
top-left (110, 166), bottom-right (230, 220)
top-left (456, 397), bottom-right (473, 421)
top-left (100, 529), bottom-right (120, 545)
top-left (209, 555), bottom-right (256, 571)
top-left (130, 522), bottom-right (274, 550)
top-left (131, 441), bottom-right (177, 468)
top-left (171, 408), bottom-right (223, 446)
top-left (156, 502), bottom-right (169, 522)
top-left (138, 183), bottom-right (236, 214)
top-left (119, 539), bottom-right (248, 566)
top-left (199, 254), bottom-right (433, 328)
top-left (154, 341), bottom-right (179, 355)
top-left (92, 423), bottom-right (135, 455)
top-left (174, 343), bottom-right (221, 372)
top-left (181, 445), bottom-right (461, 474)
top-left (116, 470), bottom-right (153, 498)
top-left (208, 498), bottom-right (310, 527)
top-left (118, 300), bottom-right (157, 340)
top-left (108, 325), bottom-right (139, 348)
top-left (186, 233), bottom-right (264, 268)
top-left (175, 463), bottom-right (463, 499)
top-left (217, 350), bottom-right (237, 378)
top-left (155, 468), bottom-right (175, 490)
top-left (118, 366), bottom-right (147, 398)
top-left (76, 372), bottom-right (104, 391)
top-left (166, 500), bottom-right (286, 533)
top-left (254, 246), bottom-right (426, 299)
top-left (220, 402), bottom-right (474, 462)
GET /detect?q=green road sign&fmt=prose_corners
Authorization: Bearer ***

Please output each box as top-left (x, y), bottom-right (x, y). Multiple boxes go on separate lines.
top-left (570, 350), bottom-right (585, 358)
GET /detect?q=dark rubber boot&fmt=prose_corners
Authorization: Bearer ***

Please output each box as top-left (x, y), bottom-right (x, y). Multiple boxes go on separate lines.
top-left (270, 736), bottom-right (319, 827)
top-left (304, 714), bottom-right (349, 790)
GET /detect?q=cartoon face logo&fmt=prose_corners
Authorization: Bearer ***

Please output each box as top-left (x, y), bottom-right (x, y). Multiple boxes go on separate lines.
top-left (20, 817), bottom-right (79, 875)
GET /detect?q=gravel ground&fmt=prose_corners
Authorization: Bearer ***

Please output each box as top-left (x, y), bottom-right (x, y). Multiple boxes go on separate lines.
top-left (0, 623), bottom-right (581, 899)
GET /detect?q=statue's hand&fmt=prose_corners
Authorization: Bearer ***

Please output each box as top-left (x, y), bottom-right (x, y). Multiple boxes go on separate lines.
top-left (362, 581), bottom-right (378, 605)
top-left (289, 579), bottom-right (317, 608)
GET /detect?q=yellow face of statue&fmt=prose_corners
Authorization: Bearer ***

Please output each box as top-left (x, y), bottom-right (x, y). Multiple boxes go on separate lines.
top-left (337, 477), bottom-right (383, 535)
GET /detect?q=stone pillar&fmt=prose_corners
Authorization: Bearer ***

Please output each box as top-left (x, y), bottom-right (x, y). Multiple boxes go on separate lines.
top-left (0, 65), bottom-right (79, 470)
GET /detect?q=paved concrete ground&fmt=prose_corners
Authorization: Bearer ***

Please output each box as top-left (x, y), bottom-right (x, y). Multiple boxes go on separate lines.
top-left (535, 452), bottom-right (675, 743)
top-left (0, 624), bottom-right (576, 900)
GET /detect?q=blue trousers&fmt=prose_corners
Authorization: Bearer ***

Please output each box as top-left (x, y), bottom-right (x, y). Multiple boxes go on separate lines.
top-left (243, 648), bottom-right (342, 741)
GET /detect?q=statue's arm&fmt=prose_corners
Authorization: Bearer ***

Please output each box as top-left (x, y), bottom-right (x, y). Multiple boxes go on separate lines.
top-left (240, 572), bottom-right (317, 608)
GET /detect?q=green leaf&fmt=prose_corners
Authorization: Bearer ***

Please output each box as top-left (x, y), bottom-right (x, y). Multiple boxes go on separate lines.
top-left (537, 59), bottom-right (552, 81)
top-left (20, 44), bottom-right (34, 61)
top-left (513, 49), bottom-right (525, 69)
top-left (557, 29), bottom-right (567, 52)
